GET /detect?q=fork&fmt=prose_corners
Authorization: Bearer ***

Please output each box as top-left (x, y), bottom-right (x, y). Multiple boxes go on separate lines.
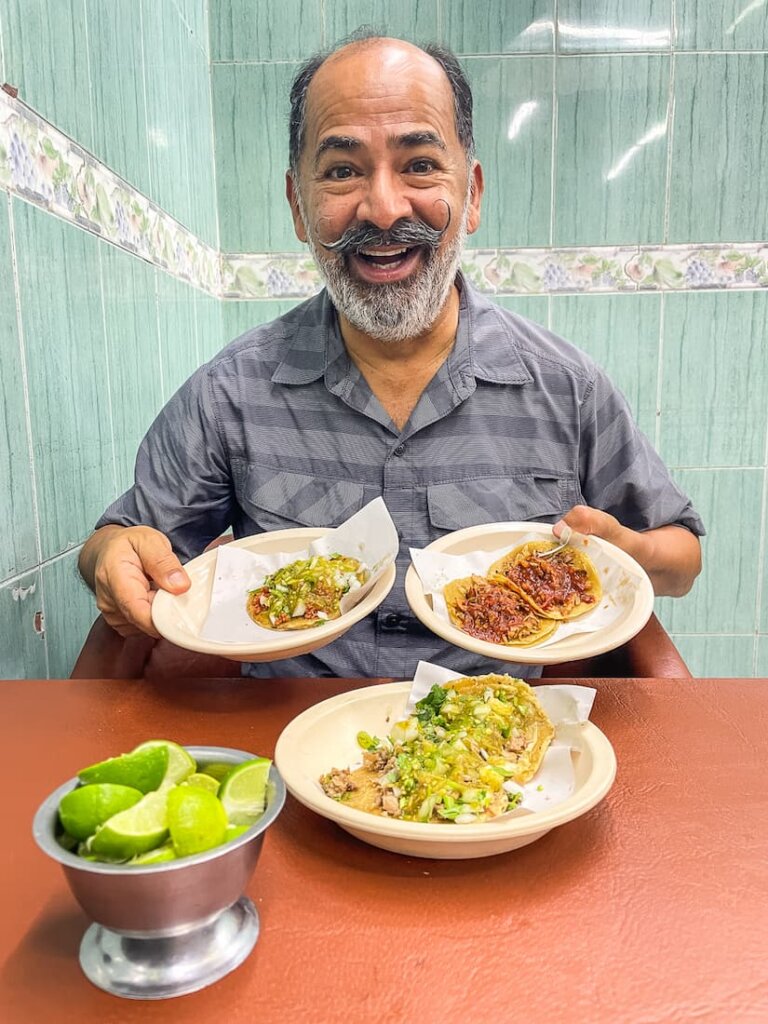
top-left (539, 523), bottom-right (572, 558)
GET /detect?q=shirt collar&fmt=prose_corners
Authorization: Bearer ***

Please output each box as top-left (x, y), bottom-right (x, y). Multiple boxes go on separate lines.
top-left (270, 273), bottom-right (533, 389)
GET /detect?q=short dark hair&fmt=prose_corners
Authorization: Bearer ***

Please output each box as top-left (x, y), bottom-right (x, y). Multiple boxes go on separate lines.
top-left (288, 34), bottom-right (475, 173)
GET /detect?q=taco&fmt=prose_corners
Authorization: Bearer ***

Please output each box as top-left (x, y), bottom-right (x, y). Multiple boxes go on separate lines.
top-left (443, 574), bottom-right (557, 646)
top-left (247, 553), bottom-right (369, 630)
top-left (320, 674), bottom-right (556, 823)
top-left (490, 540), bottom-right (602, 620)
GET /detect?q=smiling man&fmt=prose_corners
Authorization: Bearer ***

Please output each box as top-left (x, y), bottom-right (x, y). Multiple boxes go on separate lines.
top-left (79, 36), bottom-right (704, 679)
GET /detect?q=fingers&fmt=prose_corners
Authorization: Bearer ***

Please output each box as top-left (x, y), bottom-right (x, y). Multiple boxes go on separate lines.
top-left (130, 530), bottom-right (191, 594)
top-left (554, 504), bottom-right (621, 542)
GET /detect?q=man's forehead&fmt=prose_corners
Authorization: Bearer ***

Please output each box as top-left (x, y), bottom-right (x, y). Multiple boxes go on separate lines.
top-left (304, 41), bottom-right (457, 149)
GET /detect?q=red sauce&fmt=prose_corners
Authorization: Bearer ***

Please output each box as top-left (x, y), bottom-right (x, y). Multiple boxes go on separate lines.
top-left (455, 577), bottom-right (543, 643)
top-left (501, 552), bottom-right (595, 613)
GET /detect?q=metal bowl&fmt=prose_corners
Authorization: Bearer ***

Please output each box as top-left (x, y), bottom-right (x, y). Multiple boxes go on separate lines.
top-left (32, 746), bottom-right (286, 1000)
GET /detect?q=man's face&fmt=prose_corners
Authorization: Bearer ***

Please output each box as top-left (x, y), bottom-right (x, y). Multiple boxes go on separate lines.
top-left (287, 41), bottom-right (483, 342)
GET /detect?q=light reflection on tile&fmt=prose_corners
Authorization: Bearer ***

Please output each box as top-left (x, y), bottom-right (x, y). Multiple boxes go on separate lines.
top-left (443, 0), bottom-right (554, 53)
top-left (555, 56), bottom-right (669, 245)
top-left (557, 0), bottom-right (672, 52)
top-left (676, 0), bottom-right (768, 51)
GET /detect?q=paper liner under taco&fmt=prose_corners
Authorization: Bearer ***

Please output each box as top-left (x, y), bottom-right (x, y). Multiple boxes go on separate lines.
top-left (443, 574), bottom-right (558, 647)
top-left (489, 540), bottom-right (602, 620)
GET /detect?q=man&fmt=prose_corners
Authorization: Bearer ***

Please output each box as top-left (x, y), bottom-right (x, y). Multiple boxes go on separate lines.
top-left (79, 36), bottom-right (703, 679)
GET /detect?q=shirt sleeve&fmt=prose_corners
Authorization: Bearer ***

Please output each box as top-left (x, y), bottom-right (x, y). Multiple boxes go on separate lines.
top-left (578, 368), bottom-right (705, 536)
top-left (94, 367), bottom-right (235, 561)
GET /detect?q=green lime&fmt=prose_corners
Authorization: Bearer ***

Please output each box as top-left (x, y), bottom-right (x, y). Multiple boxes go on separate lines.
top-left (56, 830), bottom-right (79, 852)
top-left (167, 786), bottom-right (228, 857)
top-left (218, 757), bottom-right (272, 826)
top-left (182, 773), bottom-right (220, 795)
top-left (131, 843), bottom-right (176, 865)
top-left (197, 762), bottom-right (233, 783)
top-left (223, 824), bottom-right (250, 843)
top-left (78, 746), bottom-right (168, 794)
top-left (132, 740), bottom-right (196, 787)
top-left (58, 783), bottom-right (143, 841)
top-left (89, 790), bottom-right (169, 860)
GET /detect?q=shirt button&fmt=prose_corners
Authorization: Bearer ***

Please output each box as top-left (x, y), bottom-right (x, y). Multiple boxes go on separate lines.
top-left (393, 444), bottom-right (406, 457)
top-left (381, 612), bottom-right (408, 632)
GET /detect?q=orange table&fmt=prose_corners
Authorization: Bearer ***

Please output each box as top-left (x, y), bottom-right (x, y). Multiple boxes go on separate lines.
top-left (2, 676), bottom-right (767, 1024)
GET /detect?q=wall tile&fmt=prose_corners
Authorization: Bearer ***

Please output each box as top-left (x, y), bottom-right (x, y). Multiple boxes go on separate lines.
top-left (660, 291), bottom-right (768, 468)
top-left (466, 56), bottom-right (552, 249)
top-left (213, 62), bottom-right (301, 253)
top-left (173, 0), bottom-right (209, 55)
top-left (86, 0), bottom-right (152, 200)
top-left (0, 198), bottom-right (37, 581)
top-left (211, 0), bottom-right (322, 61)
top-left (0, 570), bottom-right (47, 679)
top-left (669, 635), bottom-right (756, 678)
top-left (12, 200), bottom-right (115, 560)
top-left (141, 0), bottom-right (192, 233)
top-left (669, 55), bottom-right (768, 244)
top-left (676, 0), bottom-right (768, 52)
top-left (493, 295), bottom-right (549, 326)
top-left (761, 485), bottom-right (768, 635)
top-left (550, 293), bottom-right (660, 438)
top-left (557, 0), bottom-right (672, 52)
top-left (156, 271), bottom-right (200, 399)
top-left (196, 291), bottom-right (225, 363)
top-left (220, 299), bottom-right (301, 342)
top-left (99, 244), bottom-right (163, 495)
top-left (42, 549), bottom-right (97, 678)
top-left (656, 469), bottom-right (763, 635)
top-left (324, 0), bottom-right (439, 46)
top-left (443, 0), bottom-right (554, 54)
top-left (756, 636), bottom-right (768, 677)
top-left (183, 44), bottom-right (219, 246)
top-left (2, 0), bottom-right (93, 150)
top-left (554, 56), bottom-right (669, 246)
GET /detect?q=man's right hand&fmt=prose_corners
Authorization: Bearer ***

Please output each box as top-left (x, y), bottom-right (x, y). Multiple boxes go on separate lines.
top-left (79, 525), bottom-right (191, 638)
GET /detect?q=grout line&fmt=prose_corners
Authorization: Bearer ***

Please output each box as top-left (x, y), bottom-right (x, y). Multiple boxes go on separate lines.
top-left (207, 50), bottom-right (768, 65)
top-left (0, 545), bottom-right (86, 591)
top-left (95, 245), bottom-right (118, 496)
top-left (138, 0), bottom-right (154, 199)
top-left (81, 0), bottom-right (96, 147)
top-left (7, 193), bottom-right (49, 678)
top-left (153, 269), bottom-right (166, 403)
top-left (0, 3), bottom-right (6, 81)
top-left (752, 394), bottom-right (768, 673)
top-left (655, 292), bottom-right (665, 450)
top-left (205, 0), bottom-right (222, 268)
top-left (662, 48), bottom-right (677, 243)
top-left (549, 1), bottom-right (558, 247)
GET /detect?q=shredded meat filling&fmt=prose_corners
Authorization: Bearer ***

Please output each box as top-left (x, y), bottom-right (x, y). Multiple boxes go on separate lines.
top-left (502, 552), bottom-right (595, 613)
top-left (455, 577), bottom-right (544, 643)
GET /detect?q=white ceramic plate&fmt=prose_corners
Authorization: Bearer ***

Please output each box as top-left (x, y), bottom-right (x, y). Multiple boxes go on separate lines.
top-left (404, 521), bottom-right (654, 666)
top-left (274, 681), bottom-right (617, 859)
top-left (151, 528), bottom-right (397, 663)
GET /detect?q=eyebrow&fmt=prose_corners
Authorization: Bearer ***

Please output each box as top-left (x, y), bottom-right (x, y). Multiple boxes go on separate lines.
top-left (314, 130), bottom-right (447, 166)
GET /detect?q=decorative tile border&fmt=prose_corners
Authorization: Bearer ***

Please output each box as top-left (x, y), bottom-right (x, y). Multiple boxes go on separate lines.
top-left (0, 90), bottom-right (220, 295)
top-left (2, 89), bottom-right (767, 301)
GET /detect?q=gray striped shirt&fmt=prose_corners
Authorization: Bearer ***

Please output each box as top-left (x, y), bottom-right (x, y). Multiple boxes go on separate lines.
top-left (97, 275), bottom-right (704, 679)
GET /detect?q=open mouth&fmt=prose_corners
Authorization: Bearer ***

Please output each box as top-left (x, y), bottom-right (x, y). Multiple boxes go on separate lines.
top-left (355, 245), bottom-right (417, 267)
top-left (348, 245), bottom-right (424, 283)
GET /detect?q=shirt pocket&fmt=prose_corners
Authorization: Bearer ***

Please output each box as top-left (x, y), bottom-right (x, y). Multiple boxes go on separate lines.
top-left (426, 474), bottom-right (580, 532)
top-left (233, 461), bottom-right (365, 532)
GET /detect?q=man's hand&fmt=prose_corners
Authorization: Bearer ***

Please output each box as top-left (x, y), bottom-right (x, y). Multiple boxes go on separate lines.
top-left (553, 505), bottom-right (701, 597)
top-left (78, 525), bottom-right (191, 638)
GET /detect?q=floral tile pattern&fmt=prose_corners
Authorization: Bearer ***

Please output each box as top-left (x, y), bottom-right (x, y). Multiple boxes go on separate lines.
top-left (2, 89), bottom-right (768, 302)
top-left (0, 91), bottom-right (219, 296)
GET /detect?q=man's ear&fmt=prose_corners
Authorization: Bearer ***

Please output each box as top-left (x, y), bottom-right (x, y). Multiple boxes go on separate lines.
top-left (286, 171), bottom-right (308, 243)
top-left (465, 161), bottom-right (484, 236)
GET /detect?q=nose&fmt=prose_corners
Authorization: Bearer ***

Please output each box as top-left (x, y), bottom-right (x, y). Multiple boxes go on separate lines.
top-left (355, 168), bottom-right (413, 229)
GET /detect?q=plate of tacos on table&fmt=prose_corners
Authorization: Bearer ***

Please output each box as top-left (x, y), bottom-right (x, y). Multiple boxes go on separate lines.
top-left (405, 522), bottom-right (654, 665)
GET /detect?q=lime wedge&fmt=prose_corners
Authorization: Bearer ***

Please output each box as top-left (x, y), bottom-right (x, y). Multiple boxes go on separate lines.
top-left (131, 843), bottom-right (176, 865)
top-left (132, 740), bottom-right (196, 787)
top-left (78, 746), bottom-right (168, 794)
top-left (223, 824), bottom-right (250, 843)
top-left (218, 757), bottom-right (272, 826)
top-left (167, 786), bottom-right (228, 857)
top-left (58, 783), bottom-right (143, 841)
top-left (197, 761), bottom-right (233, 783)
top-left (182, 772), bottom-right (220, 795)
top-left (89, 790), bottom-right (169, 860)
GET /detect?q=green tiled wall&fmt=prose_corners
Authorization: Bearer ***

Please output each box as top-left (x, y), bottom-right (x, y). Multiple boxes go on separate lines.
top-left (1, 2), bottom-right (767, 679)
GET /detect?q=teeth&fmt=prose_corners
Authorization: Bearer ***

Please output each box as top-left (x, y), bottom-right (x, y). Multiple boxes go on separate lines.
top-left (358, 246), bottom-right (409, 257)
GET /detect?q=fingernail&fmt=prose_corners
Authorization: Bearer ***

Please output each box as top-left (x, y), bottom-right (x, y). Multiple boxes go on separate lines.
top-left (168, 571), bottom-right (186, 587)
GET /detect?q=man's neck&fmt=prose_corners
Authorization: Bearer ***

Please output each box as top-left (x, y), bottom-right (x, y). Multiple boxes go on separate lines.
top-left (337, 285), bottom-right (461, 431)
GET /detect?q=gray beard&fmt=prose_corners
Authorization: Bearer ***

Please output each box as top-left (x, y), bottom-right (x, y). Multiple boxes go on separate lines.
top-left (298, 194), bottom-right (468, 343)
